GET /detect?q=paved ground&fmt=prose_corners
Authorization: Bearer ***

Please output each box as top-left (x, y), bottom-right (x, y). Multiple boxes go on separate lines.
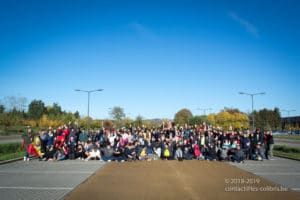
top-left (0, 160), bottom-right (105, 200)
top-left (0, 135), bottom-right (22, 144)
top-left (1, 157), bottom-right (299, 200)
top-left (230, 157), bottom-right (300, 192)
top-left (0, 138), bottom-right (22, 144)
top-left (66, 160), bottom-right (300, 200)
top-left (275, 138), bottom-right (300, 148)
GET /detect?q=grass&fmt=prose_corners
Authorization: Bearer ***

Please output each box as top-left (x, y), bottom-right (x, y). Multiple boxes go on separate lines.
top-left (0, 151), bottom-right (24, 161)
top-left (0, 142), bottom-right (24, 161)
top-left (273, 145), bottom-right (300, 160)
top-left (273, 150), bottom-right (300, 160)
top-left (274, 134), bottom-right (300, 140)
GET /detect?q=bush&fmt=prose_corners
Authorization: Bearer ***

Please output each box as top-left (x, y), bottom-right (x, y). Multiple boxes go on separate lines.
top-left (274, 145), bottom-right (300, 153)
top-left (0, 143), bottom-right (23, 154)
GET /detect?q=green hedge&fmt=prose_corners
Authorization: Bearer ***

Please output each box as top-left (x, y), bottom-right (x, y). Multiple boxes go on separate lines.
top-left (0, 142), bottom-right (23, 154)
top-left (274, 145), bottom-right (300, 153)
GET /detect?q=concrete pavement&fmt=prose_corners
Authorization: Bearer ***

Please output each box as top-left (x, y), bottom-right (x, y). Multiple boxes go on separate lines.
top-left (230, 157), bottom-right (300, 192)
top-left (0, 156), bottom-right (299, 200)
top-left (0, 135), bottom-right (22, 144)
top-left (275, 138), bottom-right (300, 148)
top-left (0, 138), bottom-right (22, 144)
top-left (0, 159), bottom-right (105, 200)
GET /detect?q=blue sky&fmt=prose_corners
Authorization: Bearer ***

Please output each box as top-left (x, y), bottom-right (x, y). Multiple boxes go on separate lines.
top-left (0, 0), bottom-right (299, 119)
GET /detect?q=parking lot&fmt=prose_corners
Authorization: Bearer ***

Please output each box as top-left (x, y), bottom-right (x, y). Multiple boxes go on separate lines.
top-left (0, 160), bottom-right (105, 200)
top-left (0, 157), bottom-right (299, 200)
top-left (230, 157), bottom-right (300, 192)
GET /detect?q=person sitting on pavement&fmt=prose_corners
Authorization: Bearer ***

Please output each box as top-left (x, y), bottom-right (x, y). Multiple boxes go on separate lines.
top-left (125, 142), bottom-right (137, 161)
top-left (101, 143), bottom-right (114, 162)
top-left (75, 144), bottom-right (86, 160)
top-left (85, 146), bottom-right (101, 161)
top-left (233, 145), bottom-right (245, 163)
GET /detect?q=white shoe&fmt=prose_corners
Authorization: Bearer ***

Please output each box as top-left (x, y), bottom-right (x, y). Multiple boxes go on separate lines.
top-left (26, 158), bottom-right (30, 161)
top-left (23, 156), bottom-right (26, 161)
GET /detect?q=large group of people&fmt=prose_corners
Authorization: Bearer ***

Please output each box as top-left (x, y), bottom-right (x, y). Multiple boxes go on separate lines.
top-left (21, 122), bottom-right (274, 163)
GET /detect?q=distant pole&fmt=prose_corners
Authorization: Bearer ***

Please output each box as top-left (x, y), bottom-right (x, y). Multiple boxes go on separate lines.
top-left (239, 92), bottom-right (265, 132)
top-left (282, 109), bottom-right (296, 131)
top-left (197, 108), bottom-right (212, 115)
top-left (75, 89), bottom-right (103, 132)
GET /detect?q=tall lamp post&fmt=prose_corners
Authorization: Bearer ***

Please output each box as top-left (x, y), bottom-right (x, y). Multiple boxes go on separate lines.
top-left (75, 89), bottom-right (103, 132)
top-left (239, 92), bottom-right (265, 132)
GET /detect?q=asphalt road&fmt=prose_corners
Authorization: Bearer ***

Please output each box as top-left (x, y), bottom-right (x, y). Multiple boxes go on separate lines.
top-left (0, 160), bottom-right (105, 200)
top-left (0, 138), bottom-right (22, 144)
top-left (230, 157), bottom-right (300, 192)
top-left (275, 138), bottom-right (300, 148)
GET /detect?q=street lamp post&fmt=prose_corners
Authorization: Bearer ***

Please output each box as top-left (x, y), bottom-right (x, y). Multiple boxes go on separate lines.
top-left (239, 92), bottom-right (265, 132)
top-left (75, 89), bottom-right (103, 132)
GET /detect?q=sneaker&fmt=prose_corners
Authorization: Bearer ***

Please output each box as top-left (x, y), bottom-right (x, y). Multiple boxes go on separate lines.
top-left (26, 158), bottom-right (30, 161)
top-left (23, 156), bottom-right (26, 161)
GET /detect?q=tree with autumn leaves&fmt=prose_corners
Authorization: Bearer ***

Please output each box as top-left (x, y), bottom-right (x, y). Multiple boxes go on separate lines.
top-left (174, 108), bottom-right (249, 130)
top-left (207, 109), bottom-right (249, 130)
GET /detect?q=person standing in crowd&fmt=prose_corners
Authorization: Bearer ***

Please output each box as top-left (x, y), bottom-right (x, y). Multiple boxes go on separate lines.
top-left (79, 129), bottom-right (88, 145)
top-left (22, 127), bottom-right (33, 161)
top-left (242, 130), bottom-right (251, 159)
top-left (39, 129), bottom-right (48, 154)
top-left (265, 131), bottom-right (275, 160)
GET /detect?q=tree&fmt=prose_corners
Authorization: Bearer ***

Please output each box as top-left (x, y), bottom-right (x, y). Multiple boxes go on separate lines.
top-left (47, 103), bottom-right (62, 119)
top-left (74, 111), bottom-right (80, 119)
top-left (110, 106), bottom-right (125, 128)
top-left (91, 119), bottom-right (102, 129)
top-left (272, 107), bottom-right (281, 130)
top-left (28, 100), bottom-right (46, 120)
top-left (124, 117), bottom-right (134, 128)
top-left (207, 109), bottom-right (248, 130)
top-left (174, 109), bottom-right (193, 126)
top-left (253, 107), bottom-right (281, 130)
top-left (207, 114), bottom-right (216, 126)
top-left (135, 115), bottom-right (143, 127)
top-left (189, 115), bottom-right (207, 126)
top-left (110, 106), bottom-right (125, 121)
top-left (0, 105), bottom-right (5, 114)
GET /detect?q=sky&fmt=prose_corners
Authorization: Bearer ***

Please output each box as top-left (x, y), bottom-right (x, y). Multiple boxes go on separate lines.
top-left (0, 0), bottom-right (299, 119)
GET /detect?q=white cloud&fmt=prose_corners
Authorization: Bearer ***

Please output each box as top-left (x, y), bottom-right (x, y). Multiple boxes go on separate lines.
top-left (228, 11), bottom-right (260, 38)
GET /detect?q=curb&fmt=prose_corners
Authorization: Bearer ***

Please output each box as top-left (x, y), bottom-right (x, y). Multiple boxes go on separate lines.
top-left (274, 154), bottom-right (300, 161)
top-left (0, 156), bottom-right (36, 165)
top-left (0, 157), bottom-right (23, 165)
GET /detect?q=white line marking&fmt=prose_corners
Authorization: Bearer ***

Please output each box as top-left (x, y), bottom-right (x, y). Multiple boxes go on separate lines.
top-left (0, 186), bottom-right (73, 190)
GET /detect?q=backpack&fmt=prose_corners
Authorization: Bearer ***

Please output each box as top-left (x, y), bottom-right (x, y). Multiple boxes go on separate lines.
top-left (164, 148), bottom-right (170, 157)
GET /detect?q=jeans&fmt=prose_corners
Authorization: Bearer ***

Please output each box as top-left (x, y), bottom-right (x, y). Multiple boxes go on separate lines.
top-left (269, 144), bottom-right (274, 158)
